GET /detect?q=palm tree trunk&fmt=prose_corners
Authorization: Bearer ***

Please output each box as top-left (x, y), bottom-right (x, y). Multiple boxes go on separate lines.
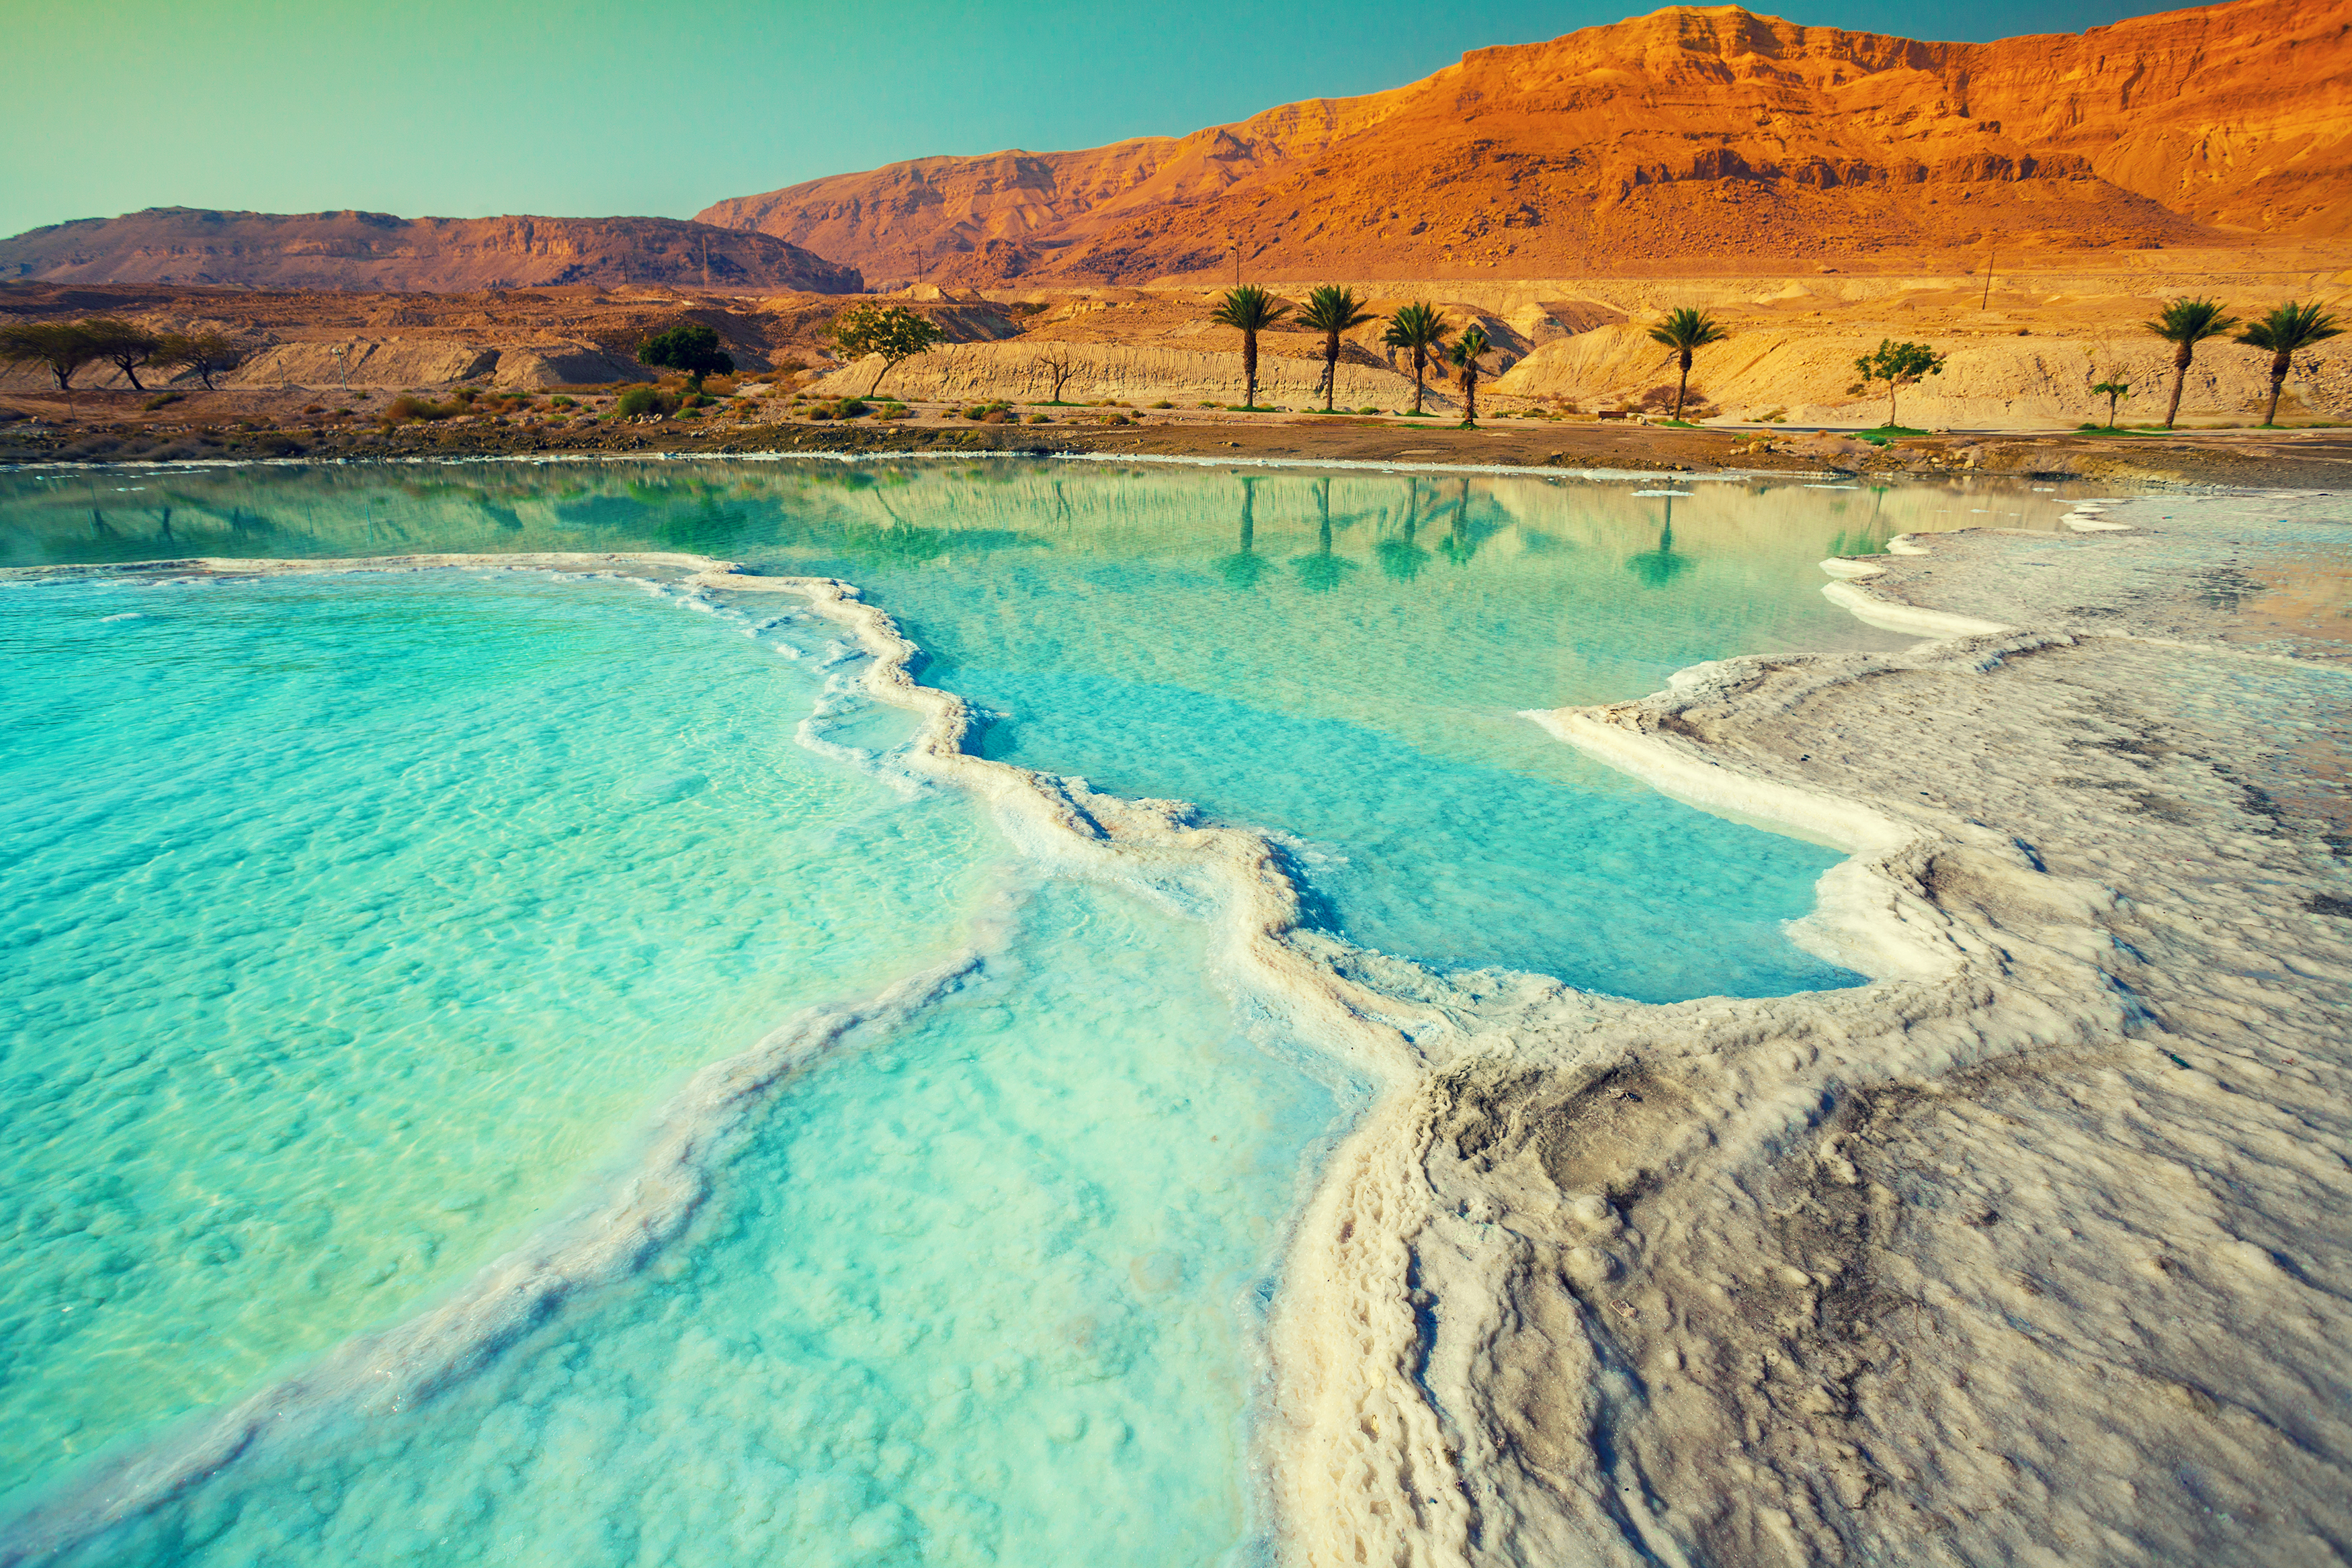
top-left (1322, 332), bottom-right (1338, 412)
top-left (2164, 342), bottom-right (2191, 428)
top-left (1887, 380), bottom-right (1896, 427)
top-left (1674, 349), bottom-right (1691, 419)
top-left (1243, 331), bottom-right (1259, 410)
top-left (1464, 365), bottom-right (1478, 425)
top-left (1411, 349), bottom-right (1426, 415)
top-left (2265, 349), bottom-right (2289, 426)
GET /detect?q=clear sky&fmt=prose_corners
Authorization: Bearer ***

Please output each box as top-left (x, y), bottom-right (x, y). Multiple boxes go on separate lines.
top-left (5, 0), bottom-right (2202, 242)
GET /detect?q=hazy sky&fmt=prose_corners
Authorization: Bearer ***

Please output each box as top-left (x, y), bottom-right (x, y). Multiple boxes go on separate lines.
top-left (6, 0), bottom-right (2199, 241)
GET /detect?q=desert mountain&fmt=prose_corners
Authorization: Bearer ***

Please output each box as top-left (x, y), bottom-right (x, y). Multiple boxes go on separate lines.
top-left (698, 0), bottom-right (2352, 284)
top-left (0, 209), bottom-right (864, 294)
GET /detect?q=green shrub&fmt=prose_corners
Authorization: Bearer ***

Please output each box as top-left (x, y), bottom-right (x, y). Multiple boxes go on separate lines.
top-left (1026, 412), bottom-right (1050, 425)
top-left (614, 387), bottom-right (681, 419)
top-left (1150, 400), bottom-right (1173, 409)
top-left (141, 392), bottom-right (183, 411)
top-left (382, 395), bottom-right (459, 423)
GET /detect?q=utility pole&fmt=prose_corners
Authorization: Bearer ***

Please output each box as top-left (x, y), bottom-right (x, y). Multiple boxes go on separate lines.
top-left (330, 344), bottom-right (349, 393)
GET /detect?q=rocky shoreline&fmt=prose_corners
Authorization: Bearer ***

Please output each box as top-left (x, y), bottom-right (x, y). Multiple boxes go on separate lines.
top-left (1272, 488), bottom-right (2351, 1564)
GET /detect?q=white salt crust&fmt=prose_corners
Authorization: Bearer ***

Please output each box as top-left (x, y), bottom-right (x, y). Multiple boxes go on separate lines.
top-left (6, 496), bottom-right (2350, 1568)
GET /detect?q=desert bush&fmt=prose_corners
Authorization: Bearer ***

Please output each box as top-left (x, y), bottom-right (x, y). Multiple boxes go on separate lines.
top-left (382, 396), bottom-right (459, 423)
top-left (702, 374), bottom-right (739, 396)
top-left (961, 402), bottom-right (1011, 422)
top-left (1150, 400), bottom-right (1173, 408)
top-left (614, 387), bottom-right (679, 419)
top-left (1026, 412), bottom-right (1050, 424)
top-left (142, 392), bottom-right (184, 411)
top-left (550, 395), bottom-right (577, 408)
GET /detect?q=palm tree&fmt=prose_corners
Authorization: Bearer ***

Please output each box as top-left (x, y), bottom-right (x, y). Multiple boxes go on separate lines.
top-left (2145, 297), bottom-right (2240, 429)
top-left (1449, 324), bottom-right (1493, 426)
top-left (2237, 301), bottom-right (2341, 427)
top-left (1382, 303), bottom-right (1449, 415)
top-left (1211, 286), bottom-right (1290, 410)
top-left (1646, 308), bottom-right (1728, 421)
top-left (1296, 286), bottom-right (1374, 412)
top-left (2089, 378), bottom-right (2133, 429)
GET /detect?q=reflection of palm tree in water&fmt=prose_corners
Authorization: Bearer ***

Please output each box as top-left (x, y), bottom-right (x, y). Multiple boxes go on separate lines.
top-left (1626, 494), bottom-right (1695, 588)
top-left (1436, 478), bottom-right (1480, 567)
top-left (1377, 476), bottom-right (1430, 581)
top-left (1295, 476), bottom-right (1357, 593)
top-left (1218, 476), bottom-right (1271, 589)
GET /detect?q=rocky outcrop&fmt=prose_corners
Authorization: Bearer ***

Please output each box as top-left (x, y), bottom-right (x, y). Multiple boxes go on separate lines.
top-left (226, 338), bottom-right (653, 390)
top-left (0, 210), bottom-right (864, 294)
top-left (700, 0), bottom-right (2352, 283)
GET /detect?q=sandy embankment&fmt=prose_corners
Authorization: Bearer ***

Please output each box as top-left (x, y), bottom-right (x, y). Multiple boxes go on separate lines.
top-left (1266, 491), bottom-right (2352, 1565)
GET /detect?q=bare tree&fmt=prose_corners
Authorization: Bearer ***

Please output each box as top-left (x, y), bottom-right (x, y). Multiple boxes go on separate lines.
top-left (1034, 344), bottom-right (1079, 403)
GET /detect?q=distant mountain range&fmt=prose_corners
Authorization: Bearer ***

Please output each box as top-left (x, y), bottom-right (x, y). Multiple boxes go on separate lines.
top-left (0, 210), bottom-right (862, 294)
top-left (9, 0), bottom-right (2345, 297)
top-left (697, 0), bottom-right (2352, 284)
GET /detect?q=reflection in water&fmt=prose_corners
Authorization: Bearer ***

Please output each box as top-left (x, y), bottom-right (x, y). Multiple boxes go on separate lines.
top-left (1218, 475), bottom-right (1270, 589)
top-left (1626, 496), bottom-right (1695, 589)
top-left (1377, 477), bottom-right (1431, 582)
top-left (1294, 477), bottom-right (1357, 594)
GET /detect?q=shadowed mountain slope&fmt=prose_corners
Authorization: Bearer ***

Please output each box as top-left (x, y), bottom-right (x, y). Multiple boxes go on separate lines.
top-left (0, 210), bottom-right (864, 294)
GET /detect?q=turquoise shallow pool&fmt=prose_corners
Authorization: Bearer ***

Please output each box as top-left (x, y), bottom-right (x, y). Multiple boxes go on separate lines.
top-left (0, 460), bottom-right (2076, 1564)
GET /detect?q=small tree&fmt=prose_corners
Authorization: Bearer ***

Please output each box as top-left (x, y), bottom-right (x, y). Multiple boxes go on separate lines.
top-left (1449, 324), bottom-right (1493, 426)
top-left (827, 304), bottom-right (946, 396)
top-left (81, 318), bottom-right (161, 392)
top-left (1646, 307), bottom-right (1728, 420)
top-left (1034, 343), bottom-right (1079, 403)
top-left (1210, 286), bottom-right (1290, 410)
top-left (1382, 302), bottom-right (1449, 415)
top-left (2144, 297), bottom-right (2238, 429)
top-left (636, 322), bottom-right (735, 390)
top-left (155, 331), bottom-right (245, 391)
top-left (1852, 339), bottom-right (1947, 428)
top-left (2089, 378), bottom-right (2133, 428)
top-left (0, 321), bottom-right (102, 393)
top-left (1296, 285), bottom-right (1373, 412)
top-left (2236, 301), bottom-right (2341, 427)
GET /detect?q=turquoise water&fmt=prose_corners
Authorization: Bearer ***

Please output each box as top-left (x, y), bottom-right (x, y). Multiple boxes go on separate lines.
top-left (0, 460), bottom-right (2083, 1563)
top-left (0, 570), bottom-right (1005, 1493)
top-left (42, 879), bottom-right (1337, 1568)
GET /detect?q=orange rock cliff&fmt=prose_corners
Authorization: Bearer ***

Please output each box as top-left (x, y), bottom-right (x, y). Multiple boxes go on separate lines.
top-left (698, 0), bottom-right (2352, 283)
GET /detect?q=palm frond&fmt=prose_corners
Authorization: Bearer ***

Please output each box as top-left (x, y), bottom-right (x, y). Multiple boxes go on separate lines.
top-left (2238, 300), bottom-right (2341, 354)
top-left (1211, 285), bottom-right (1292, 333)
top-left (1382, 302), bottom-right (1450, 351)
top-left (2145, 296), bottom-right (2240, 343)
top-left (1646, 307), bottom-right (1728, 351)
top-left (1298, 285), bottom-right (1374, 335)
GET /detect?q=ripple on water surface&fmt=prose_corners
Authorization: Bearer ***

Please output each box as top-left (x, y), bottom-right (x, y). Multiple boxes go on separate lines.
top-left (54, 879), bottom-right (1341, 1568)
top-left (0, 572), bottom-right (999, 1491)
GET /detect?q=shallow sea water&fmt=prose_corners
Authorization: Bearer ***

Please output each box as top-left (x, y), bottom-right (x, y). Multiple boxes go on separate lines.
top-left (0, 460), bottom-right (2090, 1563)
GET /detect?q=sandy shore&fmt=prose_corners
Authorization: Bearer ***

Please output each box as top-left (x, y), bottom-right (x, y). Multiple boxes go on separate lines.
top-left (1269, 487), bottom-right (2351, 1565)
top-left (6, 390), bottom-right (2352, 490)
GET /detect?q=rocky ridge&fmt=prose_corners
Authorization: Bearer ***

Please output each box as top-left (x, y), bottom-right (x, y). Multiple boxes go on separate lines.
top-left (699, 0), bottom-right (2352, 284)
top-left (0, 210), bottom-right (863, 294)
